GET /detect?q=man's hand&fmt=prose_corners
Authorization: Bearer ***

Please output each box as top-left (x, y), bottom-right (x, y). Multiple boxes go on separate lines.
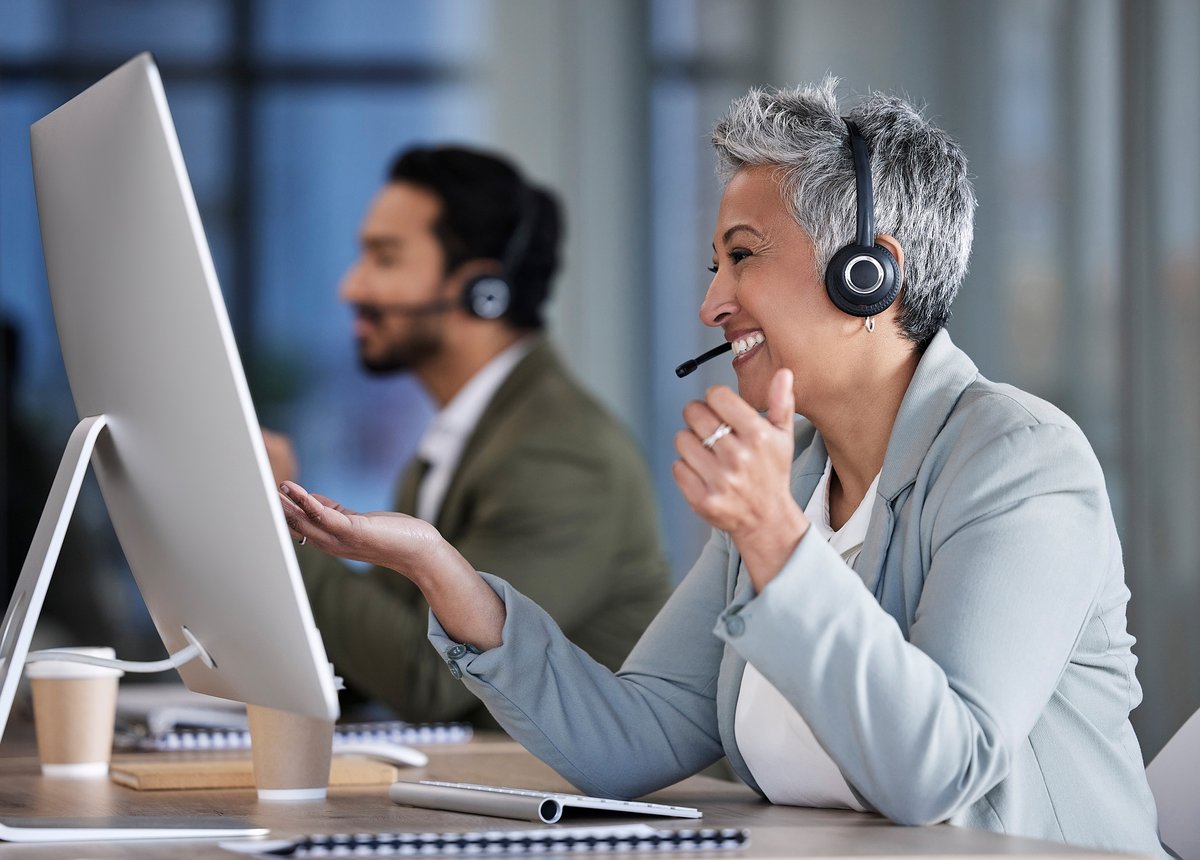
top-left (262, 428), bottom-right (298, 485)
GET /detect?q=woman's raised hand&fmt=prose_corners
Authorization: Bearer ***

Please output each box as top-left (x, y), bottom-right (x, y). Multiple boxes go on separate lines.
top-left (673, 368), bottom-right (810, 588)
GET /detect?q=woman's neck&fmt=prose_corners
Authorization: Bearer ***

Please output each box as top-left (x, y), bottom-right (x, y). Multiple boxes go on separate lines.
top-left (815, 347), bottom-right (919, 529)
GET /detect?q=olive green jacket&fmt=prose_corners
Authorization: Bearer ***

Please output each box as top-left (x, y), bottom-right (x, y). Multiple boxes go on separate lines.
top-left (299, 338), bottom-right (671, 727)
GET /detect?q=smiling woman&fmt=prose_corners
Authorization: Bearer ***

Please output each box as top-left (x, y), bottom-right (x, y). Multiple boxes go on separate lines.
top-left (278, 79), bottom-right (1166, 858)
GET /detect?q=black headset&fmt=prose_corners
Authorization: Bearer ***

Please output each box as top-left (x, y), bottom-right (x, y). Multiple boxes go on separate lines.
top-left (823, 119), bottom-right (901, 318)
top-left (459, 186), bottom-right (539, 321)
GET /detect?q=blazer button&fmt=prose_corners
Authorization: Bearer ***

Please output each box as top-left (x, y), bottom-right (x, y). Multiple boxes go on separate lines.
top-left (446, 643), bottom-right (468, 659)
top-left (448, 660), bottom-right (462, 680)
top-left (725, 615), bottom-right (745, 637)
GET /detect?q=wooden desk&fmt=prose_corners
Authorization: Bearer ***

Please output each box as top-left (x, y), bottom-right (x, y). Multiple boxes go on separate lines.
top-left (0, 735), bottom-right (1143, 858)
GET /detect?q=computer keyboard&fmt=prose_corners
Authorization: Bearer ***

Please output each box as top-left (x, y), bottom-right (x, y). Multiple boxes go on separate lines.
top-left (416, 780), bottom-right (702, 819)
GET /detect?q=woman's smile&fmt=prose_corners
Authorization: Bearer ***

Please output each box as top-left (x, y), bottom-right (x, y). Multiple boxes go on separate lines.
top-left (730, 330), bottom-right (766, 365)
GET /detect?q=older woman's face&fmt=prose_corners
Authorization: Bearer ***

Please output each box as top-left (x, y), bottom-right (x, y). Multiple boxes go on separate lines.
top-left (702, 165), bottom-right (846, 412)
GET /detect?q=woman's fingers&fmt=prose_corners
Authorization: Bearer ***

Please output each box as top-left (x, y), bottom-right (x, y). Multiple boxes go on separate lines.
top-left (674, 428), bottom-right (718, 490)
top-left (672, 378), bottom-right (800, 536)
top-left (310, 493), bottom-right (351, 515)
top-left (702, 385), bottom-right (761, 437)
top-left (279, 481), bottom-right (350, 541)
top-left (681, 399), bottom-right (722, 442)
top-left (766, 368), bottom-right (796, 431)
top-left (681, 398), bottom-right (742, 463)
top-left (671, 457), bottom-right (707, 503)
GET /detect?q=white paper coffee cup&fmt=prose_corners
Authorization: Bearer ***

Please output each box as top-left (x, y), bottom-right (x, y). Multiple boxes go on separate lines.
top-left (25, 646), bottom-right (123, 778)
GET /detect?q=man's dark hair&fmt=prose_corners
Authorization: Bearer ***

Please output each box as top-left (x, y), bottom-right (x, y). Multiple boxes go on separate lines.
top-left (387, 145), bottom-right (562, 330)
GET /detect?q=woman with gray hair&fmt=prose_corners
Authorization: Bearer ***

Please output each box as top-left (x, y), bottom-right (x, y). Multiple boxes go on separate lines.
top-left (279, 80), bottom-right (1164, 856)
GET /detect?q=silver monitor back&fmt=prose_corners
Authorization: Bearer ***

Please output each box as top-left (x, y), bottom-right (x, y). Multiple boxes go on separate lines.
top-left (24, 53), bottom-right (338, 720)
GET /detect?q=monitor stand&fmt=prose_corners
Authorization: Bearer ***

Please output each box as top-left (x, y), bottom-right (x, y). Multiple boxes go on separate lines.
top-left (0, 415), bottom-right (267, 842)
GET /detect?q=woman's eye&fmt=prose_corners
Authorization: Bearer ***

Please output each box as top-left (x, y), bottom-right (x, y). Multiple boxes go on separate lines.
top-left (730, 249), bottom-right (751, 264)
top-left (706, 264), bottom-right (718, 274)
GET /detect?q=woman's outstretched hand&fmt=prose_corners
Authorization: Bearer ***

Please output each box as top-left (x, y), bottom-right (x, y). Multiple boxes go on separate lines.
top-left (673, 367), bottom-right (810, 590)
top-left (279, 481), bottom-right (505, 649)
top-left (278, 481), bottom-right (452, 577)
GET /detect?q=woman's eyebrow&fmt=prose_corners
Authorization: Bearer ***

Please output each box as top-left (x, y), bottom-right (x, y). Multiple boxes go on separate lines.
top-left (720, 224), bottom-right (765, 245)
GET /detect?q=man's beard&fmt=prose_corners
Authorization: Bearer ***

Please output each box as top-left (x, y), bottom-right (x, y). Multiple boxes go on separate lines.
top-left (358, 322), bottom-right (444, 375)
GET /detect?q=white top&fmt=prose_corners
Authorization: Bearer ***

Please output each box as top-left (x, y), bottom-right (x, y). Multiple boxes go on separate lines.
top-left (734, 457), bottom-right (881, 810)
top-left (415, 337), bottom-right (535, 524)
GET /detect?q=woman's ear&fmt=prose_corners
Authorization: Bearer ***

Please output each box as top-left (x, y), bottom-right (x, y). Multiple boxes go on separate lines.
top-left (875, 234), bottom-right (905, 277)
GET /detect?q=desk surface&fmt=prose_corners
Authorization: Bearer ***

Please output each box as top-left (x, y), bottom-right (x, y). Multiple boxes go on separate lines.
top-left (0, 735), bottom-right (1142, 858)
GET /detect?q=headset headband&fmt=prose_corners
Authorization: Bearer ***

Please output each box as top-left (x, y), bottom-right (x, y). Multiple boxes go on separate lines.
top-left (844, 119), bottom-right (874, 249)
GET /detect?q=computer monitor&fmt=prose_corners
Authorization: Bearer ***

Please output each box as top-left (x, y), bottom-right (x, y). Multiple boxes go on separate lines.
top-left (0, 52), bottom-right (339, 758)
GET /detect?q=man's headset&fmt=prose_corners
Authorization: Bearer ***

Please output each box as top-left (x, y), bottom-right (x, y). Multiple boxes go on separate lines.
top-left (675, 118), bottom-right (901, 378)
top-left (360, 185), bottom-right (538, 322)
top-left (459, 185), bottom-right (538, 321)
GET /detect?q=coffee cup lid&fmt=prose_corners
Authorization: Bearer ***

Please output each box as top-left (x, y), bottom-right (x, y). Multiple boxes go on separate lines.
top-left (25, 646), bottom-right (124, 679)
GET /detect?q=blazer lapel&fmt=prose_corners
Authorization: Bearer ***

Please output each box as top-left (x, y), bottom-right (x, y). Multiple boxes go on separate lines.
top-left (854, 328), bottom-right (980, 595)
top-left (433, 337), bottom-right (554, 535)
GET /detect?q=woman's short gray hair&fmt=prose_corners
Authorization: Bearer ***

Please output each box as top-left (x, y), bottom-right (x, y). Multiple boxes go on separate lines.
top-left (711, 78), bottom-right (976, 348)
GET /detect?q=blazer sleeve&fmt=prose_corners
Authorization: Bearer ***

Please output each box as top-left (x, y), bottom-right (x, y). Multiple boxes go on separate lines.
top-left (428, 530), bottom-right (732, 799)
top-left (299, 547), bottom-right (487, 723)
top-left (716, 422), bottom-right (1114, 825)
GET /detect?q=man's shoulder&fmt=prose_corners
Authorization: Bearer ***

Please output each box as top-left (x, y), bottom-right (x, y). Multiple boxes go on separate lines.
top-left (448, 355), bottom-right (647, 500)
top-left (489, 346), bottom-right (631, 442)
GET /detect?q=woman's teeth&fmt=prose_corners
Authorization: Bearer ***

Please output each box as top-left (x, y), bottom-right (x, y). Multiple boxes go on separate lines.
top-left (732, 332), bottom-right (765, 357)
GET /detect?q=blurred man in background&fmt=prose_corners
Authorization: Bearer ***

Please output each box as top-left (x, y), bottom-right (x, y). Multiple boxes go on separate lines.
top-left (265, 145), bottom-right (671, 727)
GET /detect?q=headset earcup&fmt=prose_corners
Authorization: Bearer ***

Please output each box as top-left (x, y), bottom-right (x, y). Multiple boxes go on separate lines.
top-left (461, 275), bottom-right (512, 320)
top-left (823, 242), bottom-right (901, 318)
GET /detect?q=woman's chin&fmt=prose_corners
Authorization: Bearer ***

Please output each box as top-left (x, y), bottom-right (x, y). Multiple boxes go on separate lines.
top-left (733, 378), bottom-right (770, 412)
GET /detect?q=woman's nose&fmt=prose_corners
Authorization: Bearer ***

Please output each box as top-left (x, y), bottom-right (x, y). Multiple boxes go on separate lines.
top-left (699, 274), bottom-right (737, 327)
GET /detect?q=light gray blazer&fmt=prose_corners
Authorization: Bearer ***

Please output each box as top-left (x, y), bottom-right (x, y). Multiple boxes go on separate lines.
top-left (428, 329), bottom-right (1164, 857)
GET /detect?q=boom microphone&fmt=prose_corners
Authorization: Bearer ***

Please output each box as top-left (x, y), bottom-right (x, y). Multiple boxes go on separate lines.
top-left (674, 342), bottom-right (733, 378)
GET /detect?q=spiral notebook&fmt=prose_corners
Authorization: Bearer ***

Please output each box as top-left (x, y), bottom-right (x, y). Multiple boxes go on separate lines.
top-left (220, 824), bottom-right (749, 856)
top-left (115, 719), bottom-right (472, 752)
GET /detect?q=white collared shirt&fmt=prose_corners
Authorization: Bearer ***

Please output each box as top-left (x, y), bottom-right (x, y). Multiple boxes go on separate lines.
top-left (414, 337), bottom-right (535, 525)
top-left (734, 457), bottom-right (881, 810)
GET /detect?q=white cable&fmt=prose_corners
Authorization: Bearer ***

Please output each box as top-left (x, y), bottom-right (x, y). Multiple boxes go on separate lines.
top-left (25, 641), bottom-right (204, 674)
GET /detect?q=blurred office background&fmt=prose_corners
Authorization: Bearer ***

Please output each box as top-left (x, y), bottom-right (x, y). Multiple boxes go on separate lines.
top-left (1, 0), bottom-right (1196, 758)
